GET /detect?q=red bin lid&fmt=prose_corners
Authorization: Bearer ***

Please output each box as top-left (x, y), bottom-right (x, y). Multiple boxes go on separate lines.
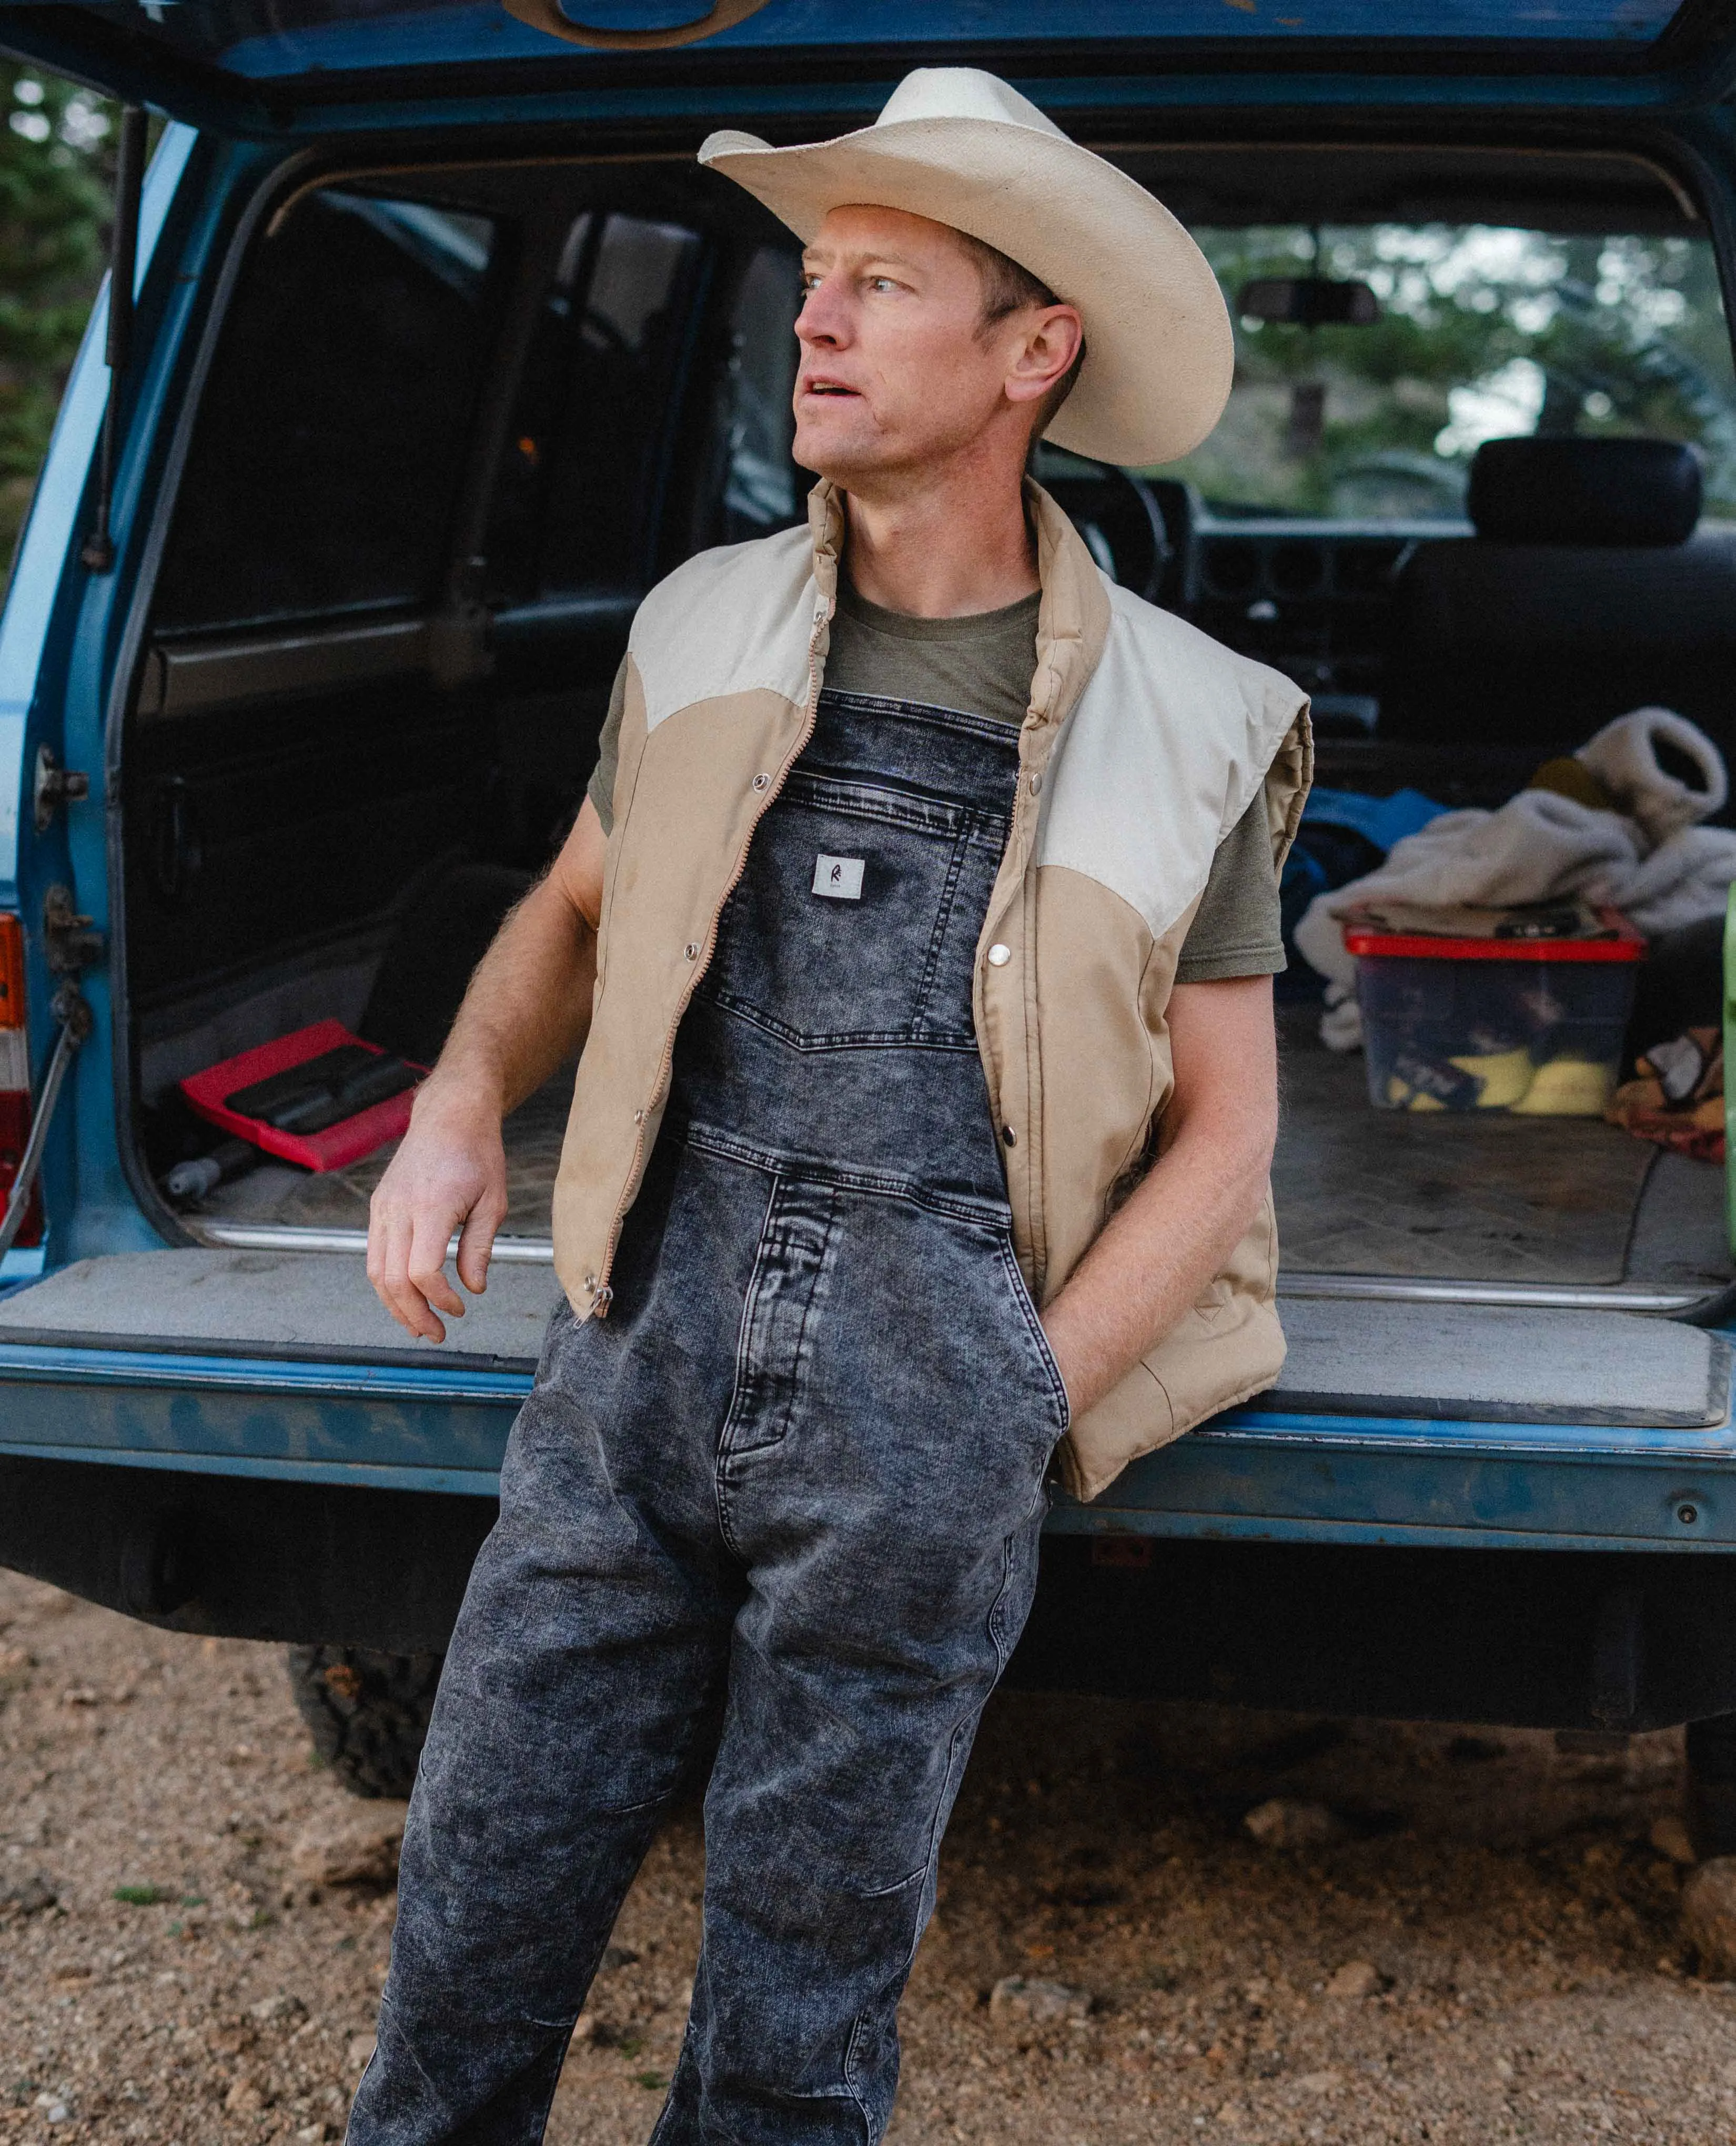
top-left (1341, 900), bottom-right (1645, 963)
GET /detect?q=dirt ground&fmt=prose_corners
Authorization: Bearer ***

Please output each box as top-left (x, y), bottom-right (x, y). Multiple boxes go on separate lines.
top-left (3, 1568), bottom-right (1736, 2145)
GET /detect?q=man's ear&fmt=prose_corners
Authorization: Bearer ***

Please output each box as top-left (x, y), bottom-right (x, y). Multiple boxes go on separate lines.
top-left (1005, 303), bottom-right (1083, 408)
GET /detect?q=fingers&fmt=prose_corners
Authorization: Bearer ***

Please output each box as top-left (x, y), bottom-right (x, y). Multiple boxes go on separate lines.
top-left (455, 1191), bottom-right (506, 1297)
top-left (406, 1203), bottom-right (467, 1333)
top-left (368, 1201), bottom-right (448, 1344)
top-left (366, 1121), bottom-right (509, 1345)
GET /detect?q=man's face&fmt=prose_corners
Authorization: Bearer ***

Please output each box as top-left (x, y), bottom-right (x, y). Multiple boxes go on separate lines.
top-left (792, 204), bottom-right (1052, 488)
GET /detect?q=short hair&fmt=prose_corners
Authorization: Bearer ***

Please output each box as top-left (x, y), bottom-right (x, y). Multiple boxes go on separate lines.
top-left (954, 227), bottom-right (1086, 433)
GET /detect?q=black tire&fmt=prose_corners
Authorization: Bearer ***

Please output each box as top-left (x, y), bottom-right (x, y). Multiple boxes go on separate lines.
top-left (286, 1645), bottom-right (444, 1800)
top-left (1686, 1712), bottom-right (1736, 1857)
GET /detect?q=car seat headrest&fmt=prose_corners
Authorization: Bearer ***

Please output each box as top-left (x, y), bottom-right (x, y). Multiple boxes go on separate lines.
top-left (1468, 436), bottom-right (1702, 547)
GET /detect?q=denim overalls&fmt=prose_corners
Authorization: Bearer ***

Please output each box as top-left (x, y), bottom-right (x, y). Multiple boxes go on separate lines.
top-left (350, 687), bottom-right (1071, 2146)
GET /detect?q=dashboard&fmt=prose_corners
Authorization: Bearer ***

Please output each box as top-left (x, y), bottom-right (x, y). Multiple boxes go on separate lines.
top-left (1185, 514), bottom-right (1471, 735)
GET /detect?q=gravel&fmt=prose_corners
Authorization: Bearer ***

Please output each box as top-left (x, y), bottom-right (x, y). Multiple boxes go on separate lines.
top-left (4, 1565), bottom-right (1736, 2142)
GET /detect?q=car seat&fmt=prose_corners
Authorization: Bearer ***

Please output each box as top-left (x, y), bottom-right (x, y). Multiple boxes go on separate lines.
top-left (1380, 436), bottom-right (1736, 755)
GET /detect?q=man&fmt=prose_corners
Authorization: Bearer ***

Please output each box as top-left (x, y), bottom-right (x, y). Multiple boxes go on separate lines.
top-left (353, 66), bottom-right (1310, 2146)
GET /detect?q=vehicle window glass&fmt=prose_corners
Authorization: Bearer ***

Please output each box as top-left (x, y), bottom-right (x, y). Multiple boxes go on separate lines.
top-left (152, 189), bottom-right (500, 632)
top-left (721, 246), bottom-right (803, 542)
top-left (1162, 223), bottom-right (1736, 522)
top-left (490, 211), bottom-right (702, 603)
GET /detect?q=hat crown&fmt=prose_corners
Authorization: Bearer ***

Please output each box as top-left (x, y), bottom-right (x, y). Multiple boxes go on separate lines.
top-left (874, 66), bottom-right (1067, 142)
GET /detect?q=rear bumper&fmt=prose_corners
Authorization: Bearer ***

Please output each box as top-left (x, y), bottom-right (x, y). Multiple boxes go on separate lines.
top-left (0, 1339), bottom-right (1730, 1553)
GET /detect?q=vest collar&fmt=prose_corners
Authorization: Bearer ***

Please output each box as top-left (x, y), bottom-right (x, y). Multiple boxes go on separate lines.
top-left (802, 474), bottom-right (1111, 732)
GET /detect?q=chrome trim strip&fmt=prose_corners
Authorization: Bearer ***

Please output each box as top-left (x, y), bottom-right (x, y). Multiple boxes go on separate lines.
top-left (196, 1221), bottom-right (556, 1264)
top-left (190, 1231), bottom-right (1711, 1312)
top-left (1278, 1270), bottom-right (1707, 1313)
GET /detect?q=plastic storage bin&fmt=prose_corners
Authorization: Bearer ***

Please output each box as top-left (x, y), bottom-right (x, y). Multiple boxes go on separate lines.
top-left (1346, 902), bottom-right (1644, 1116)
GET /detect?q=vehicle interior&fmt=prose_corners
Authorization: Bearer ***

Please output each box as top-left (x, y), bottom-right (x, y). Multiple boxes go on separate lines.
top-left (71, 132), bottom-right (1736, 1422)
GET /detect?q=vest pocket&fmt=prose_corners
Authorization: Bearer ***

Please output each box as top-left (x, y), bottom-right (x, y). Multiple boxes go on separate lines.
top-left (700, 770), bottom-right (1006, 1049)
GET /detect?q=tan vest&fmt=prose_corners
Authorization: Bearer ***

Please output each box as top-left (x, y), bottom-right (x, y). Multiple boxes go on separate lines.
top-left (554, 480), bottom-right (1312, 1501)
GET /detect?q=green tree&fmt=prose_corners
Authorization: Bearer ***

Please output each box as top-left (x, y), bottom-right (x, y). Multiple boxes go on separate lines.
top-left (1163, 222), bottom-right (1736, 519)
top-left (0, 63), bottom-right (116, 570)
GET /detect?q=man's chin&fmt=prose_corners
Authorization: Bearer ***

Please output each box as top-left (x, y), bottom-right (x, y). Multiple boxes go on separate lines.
top-left (793, 422), bottom-right (900, 490)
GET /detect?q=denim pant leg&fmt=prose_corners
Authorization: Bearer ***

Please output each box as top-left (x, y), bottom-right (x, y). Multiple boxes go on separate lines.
top-left (347, 1301), bottom-right (741, 2146)
top-left (649, 1183), bottom-right (1067, 2146)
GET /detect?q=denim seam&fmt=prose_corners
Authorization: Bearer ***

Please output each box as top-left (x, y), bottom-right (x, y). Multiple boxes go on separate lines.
top-left (781, 767), bottom-right (1006, 843)
top-left (820, 686), bottom-right (1028, 747)
top-left (715, 1176), bottom-right (784, 1563)
top-left (699, 991), bottom-right (978, 1054)
top-left (994, 1233), bottom-right (1072, 1435)
top-left (718, 1179), bottom-right (836, 1470)
top-left (839, 2010), bottom-right (878, 2144)
top-left (907, 822), bottom-right (971, 1035)
top-left (680, 1125), bottom-right (1013, 1226)
top-left (363, 1996), bottom-right (458, 2131)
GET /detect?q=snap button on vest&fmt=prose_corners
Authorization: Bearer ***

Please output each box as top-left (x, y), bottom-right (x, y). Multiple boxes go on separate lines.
top-left (752, 772), bottom-right (771, 792)
top-left (684, 943), bottom-right (700, 960)
top-left (987, 944), bottom-right (1011, 967)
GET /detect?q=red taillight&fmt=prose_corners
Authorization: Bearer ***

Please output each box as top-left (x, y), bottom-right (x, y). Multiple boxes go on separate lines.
top-left (0, 914), bottom-right (42, 1249)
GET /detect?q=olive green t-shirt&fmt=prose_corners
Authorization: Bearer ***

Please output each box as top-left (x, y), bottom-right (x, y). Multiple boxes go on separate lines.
top-left (587, 579), bottom-right (1284, 983)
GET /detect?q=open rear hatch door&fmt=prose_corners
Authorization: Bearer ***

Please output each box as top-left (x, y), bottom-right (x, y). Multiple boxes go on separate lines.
top-left (0, 0), bottom-right (1733, 137)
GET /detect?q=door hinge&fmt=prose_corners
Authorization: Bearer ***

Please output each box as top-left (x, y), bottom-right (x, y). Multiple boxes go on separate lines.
top-left (33, 746), bottom-right (89, 834)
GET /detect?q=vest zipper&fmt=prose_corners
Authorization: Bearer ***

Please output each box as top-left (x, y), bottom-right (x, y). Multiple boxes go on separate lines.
top-left (584, 592), bottom-right (833, 1317)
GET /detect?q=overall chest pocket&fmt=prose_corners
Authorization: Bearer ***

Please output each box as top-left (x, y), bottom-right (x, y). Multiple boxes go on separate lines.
top-left (700, 768), bottom-right (1009, 1049)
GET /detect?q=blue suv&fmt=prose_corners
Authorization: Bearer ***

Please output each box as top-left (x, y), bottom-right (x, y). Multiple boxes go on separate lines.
top-left (1, 0), bottom-right (1735, 1822)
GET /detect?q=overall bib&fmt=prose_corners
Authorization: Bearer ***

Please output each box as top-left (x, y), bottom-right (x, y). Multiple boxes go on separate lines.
top-left (350, 688), bottom-right (1071, 2146)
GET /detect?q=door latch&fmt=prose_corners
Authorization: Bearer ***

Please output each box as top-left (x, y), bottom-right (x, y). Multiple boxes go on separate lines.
top-left (33, 746), bottom-right (89, 834)
top-left (42, 884), bottom-right (104, 975)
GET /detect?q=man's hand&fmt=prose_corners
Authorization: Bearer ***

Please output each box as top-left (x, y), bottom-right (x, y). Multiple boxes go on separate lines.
top-left (367, 1078), bottom-right (510, 1342)
top-left (1039, 974), bottom-right (1279, 1421)
top-left (366, 798), bottom-right (607, 1342)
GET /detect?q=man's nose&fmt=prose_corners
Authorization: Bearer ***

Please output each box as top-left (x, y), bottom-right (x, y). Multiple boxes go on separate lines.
top-left (795, 277), bottom-right (848, 347)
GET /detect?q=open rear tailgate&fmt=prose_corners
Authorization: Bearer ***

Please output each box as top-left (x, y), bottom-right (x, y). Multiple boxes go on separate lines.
top-left (0, 1252), bottom-right (1731, 1553)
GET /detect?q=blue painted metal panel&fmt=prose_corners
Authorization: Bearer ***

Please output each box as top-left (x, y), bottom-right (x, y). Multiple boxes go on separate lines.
top-left (210, 0), bottom-right (1683, 83)
top-left (0, 1343), bottom-right (519, 1488)
top-left (0, 0), bottom-right (1730, 136)
top-left (1048, 1387), bottom-right (1736, 1551)
top-left (3, 1341), bottom-right (1735, 1554)
top-left (0, 123), bottom-right (196, 909)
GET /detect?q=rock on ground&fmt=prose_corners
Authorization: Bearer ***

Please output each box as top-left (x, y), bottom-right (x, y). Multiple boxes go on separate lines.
top-left (1681, 1855), bottom-right (1736, 1975)
top-left (987, 1976), bottom-right (1093, 2025)
top-left (290, 1803), bottom-right (409, 1887)
top-left (1242, 1796), bottom-right (1348, 1848)
top-left (1324, 1958), bottom-right (1384, 2000)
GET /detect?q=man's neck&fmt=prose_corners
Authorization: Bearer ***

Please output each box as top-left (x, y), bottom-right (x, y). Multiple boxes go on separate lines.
top-left (837, 453), bottom-right (1039, 619)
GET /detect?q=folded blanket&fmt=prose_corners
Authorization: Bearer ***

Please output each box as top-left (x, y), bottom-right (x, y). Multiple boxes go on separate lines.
top-left (1295, 710), bottom-right (1736, 1048)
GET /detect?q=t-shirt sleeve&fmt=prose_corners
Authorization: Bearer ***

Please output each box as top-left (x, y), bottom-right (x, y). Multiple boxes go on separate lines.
top-left (1174, 791), bottom-right (1286, 984)
top-left (586, 656), bottom-right (631, 837)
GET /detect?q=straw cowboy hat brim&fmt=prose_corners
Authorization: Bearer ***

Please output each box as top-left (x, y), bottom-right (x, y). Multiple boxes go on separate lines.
top-left (698, 68), bottom-right (1234, 469)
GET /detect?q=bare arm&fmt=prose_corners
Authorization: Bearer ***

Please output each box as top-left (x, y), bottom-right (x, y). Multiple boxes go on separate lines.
top-left (1040, 975), bottom-right (1278, 1421)
top-left (367, 797), bottom-right (608, 1342)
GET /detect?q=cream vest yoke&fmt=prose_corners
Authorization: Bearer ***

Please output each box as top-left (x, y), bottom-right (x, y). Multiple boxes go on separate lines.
top-left (552, 480), bottom-right (1313, 1501)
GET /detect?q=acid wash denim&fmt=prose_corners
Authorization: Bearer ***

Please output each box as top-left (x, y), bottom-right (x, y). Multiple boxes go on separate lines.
top-left (347, 691), bottom-right (1071, 2146)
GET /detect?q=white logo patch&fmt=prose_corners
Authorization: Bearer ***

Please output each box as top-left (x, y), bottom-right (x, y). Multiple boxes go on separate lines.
top-left (812, 854), bottom-right (865, 900)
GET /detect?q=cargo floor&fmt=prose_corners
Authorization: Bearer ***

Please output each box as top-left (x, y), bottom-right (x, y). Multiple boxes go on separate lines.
top-left (189, 1012), bottom-right (1731, 1299)
top-left (1273, 1008), bottom-right (1729, 1293)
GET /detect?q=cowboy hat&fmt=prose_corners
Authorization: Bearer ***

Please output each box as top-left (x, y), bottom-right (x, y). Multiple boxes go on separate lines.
top-left (698, 67), bottom-right (1233, 468)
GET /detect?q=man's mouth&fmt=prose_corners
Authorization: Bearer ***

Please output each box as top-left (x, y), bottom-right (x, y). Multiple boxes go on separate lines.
top-left (801, 379), bottom-right (860, 399)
